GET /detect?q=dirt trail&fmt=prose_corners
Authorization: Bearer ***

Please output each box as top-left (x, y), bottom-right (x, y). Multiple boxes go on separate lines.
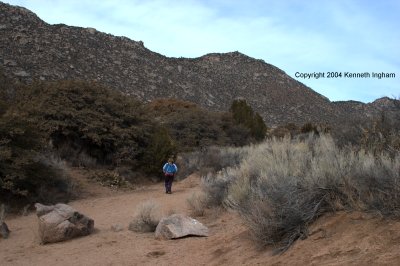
top-left (1, 173), bottom-right (400, 265)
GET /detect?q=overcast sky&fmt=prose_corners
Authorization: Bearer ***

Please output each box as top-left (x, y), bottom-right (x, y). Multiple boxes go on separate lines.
top-left (5, 0), bottom-right (399, 103)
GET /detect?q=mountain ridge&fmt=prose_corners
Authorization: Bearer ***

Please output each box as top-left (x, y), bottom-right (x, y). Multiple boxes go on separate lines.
top-left (1, 2), bottom-right (398, 126)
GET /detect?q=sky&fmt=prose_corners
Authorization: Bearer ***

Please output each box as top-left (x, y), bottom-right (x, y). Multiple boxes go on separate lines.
top-left (5, 0), bottom-right (400, 103)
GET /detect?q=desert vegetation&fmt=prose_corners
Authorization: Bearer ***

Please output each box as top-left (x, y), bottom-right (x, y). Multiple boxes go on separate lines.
top-left (0, 79), bottom-right (177, 208)
top-left (0, 70), bottom-right (268, 210)
top-left (128, 200), bottom-right (162, 233)
top-left (147, 98), bottom-right (266, 151)
top-left (200, 134), bottom-right (400, 252)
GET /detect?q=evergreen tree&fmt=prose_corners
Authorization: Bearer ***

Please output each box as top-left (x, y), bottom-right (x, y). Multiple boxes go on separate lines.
top-left (230, 99), bottom-right (267, 141)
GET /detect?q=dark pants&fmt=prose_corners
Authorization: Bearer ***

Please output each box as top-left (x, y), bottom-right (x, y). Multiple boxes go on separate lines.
top-left (164, 174), bottom-right (174, 193)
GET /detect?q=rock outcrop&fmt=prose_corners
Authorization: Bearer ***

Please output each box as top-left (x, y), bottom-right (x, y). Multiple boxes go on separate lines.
top-left (35, 203), bottom-right (94, 244)
top-left (155, 214), bottom-right (208, 239)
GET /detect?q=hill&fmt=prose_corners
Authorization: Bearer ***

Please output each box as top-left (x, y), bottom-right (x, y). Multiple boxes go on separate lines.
top-left (1, 2), bottom-right (398, 127)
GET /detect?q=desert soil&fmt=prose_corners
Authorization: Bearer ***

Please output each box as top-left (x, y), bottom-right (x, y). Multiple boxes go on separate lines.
top-left (1, 171), bottom-right (400, 266)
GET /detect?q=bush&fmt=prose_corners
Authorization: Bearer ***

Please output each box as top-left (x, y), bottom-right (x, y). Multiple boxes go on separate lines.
top-left (0, 204), bottom-right (5, 223)
top-left (177, 145), bottom-right (248, 178)
top-left (128, 200), bottom-right (162, 233)
top-left (147, 98), bottom-right (255, 151)
top-left (12, 80), bottom-right (150, 165)
top-left (201, 135), bottom-right (400, 252)
top-left (141, 126), bottom-right (176, 175)
top-left (7, 80), bottom-right (176, 176)
top-left (230, 99), bottom-right (267, 141)
top-left (89, 170), bottom-right (130, 189)
top-left (186, 192), bottom-right (207, 216)
top-left (0, 114), bottom-right (73, 209)
top-left (202, 170), bottom-right (234, 207)
top-left (361, 111), bottom-right (400, 156)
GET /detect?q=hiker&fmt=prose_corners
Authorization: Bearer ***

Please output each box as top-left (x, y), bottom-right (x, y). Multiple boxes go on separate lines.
top-left (163, 158), bottom-right (178, 194)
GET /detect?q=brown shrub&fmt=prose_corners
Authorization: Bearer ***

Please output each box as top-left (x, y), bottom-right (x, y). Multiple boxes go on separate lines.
top-left (128, 200), bottom-right (161, 233)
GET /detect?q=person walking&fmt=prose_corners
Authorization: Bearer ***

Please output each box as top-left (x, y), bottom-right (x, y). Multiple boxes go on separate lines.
top-left (163, 158), bottom-right (178, 194)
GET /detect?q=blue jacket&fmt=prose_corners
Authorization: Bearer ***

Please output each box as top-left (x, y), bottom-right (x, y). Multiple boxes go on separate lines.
top-left (163, 163), bottom-right (178, 174)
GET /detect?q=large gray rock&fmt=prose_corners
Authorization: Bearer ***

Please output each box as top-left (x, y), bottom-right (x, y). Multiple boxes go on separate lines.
top-left (0, 222), bottom-right (10, 239)
top-left (35, 203), bottom-right (94, 244)
top-left (155, 214), bottom-right (208, 239)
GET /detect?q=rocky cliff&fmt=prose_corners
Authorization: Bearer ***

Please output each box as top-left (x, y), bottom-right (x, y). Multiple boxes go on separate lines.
top-left (0, 2), bottom-right (398, 126)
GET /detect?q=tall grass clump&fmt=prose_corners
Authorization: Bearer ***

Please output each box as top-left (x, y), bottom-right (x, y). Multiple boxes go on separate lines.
top-left (204, 134), bottom-right (400, 252)
top-left (128, 200), bottom-right (162, 233)
top-left (186, 192), bottom-right (207, 216)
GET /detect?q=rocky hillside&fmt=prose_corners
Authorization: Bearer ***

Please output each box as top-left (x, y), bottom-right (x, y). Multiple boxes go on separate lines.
top-left (0, 2), bottom-right (398, 126)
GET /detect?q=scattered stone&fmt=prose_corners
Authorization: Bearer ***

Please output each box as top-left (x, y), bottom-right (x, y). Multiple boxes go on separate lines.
top-left (147, 251), bottom-right (166, 258)
top-left (13, 70), bottom-right (30, 77)
top-left (0, 222), bottom-right (10, 239)
top-left (3, 59), bottom-right (17, 66)
top-left (155, 214), bottom-right (208, 240)
top-left (35, 203), bottom-right (94, 244)
top-left (85, 27), bottom-right (96, 34)
top-left (111, 224), bottom-right (124, 232)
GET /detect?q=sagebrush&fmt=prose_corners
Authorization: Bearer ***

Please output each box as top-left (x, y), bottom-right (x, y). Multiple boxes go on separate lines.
top-left (128, 200), bottom-right (161, 233)
top-left (202, 134), bottom-right (400, 252)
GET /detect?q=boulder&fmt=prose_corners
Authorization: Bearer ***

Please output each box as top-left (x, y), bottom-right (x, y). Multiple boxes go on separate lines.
top-left (0, 222), bottom-right (10, 239)
top-left (155, 214), bottom-right (208, 239)
top-left (35, 203), bottom-right (94, 244)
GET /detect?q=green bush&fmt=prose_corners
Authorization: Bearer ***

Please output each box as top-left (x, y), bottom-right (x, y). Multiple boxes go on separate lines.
top-left (13, 80), bottom-right (148, 165)
top-left (0, 79), bottom-right (180, 208)
top-left (9, 80), bottom-right (174, 175)
top-left (0, 115), bottom-right (72, 208)
top-left (141, 126), bottom-right (176, 175)
top-left (147, 99), bottom-right (254, 151)
top-left (230, 99), bottom-right (267, 141)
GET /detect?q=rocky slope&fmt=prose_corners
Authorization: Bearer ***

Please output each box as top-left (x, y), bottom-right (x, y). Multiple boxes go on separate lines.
top-left (0, 2), bottom-right (398, 126)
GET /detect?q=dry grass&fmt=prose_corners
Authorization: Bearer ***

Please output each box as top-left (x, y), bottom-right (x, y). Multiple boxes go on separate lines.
top-left (128, 200), bottom-right (162, 233)
top-left (202, 134), bottom-right (400, 252)
top-left (202, 170), bottom-right (233, 207)
top-left (178, 145), bottom-right (248, 179)
top-left (186, 192), bottom-right (207, 216)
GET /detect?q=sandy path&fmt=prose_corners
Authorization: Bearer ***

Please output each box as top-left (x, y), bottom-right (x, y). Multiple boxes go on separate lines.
top-left (2, 173), bottom-right (400, 265)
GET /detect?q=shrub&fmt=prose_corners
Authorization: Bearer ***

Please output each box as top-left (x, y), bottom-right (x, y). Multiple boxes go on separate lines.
top-left (7, 80), bottom-right (176, 175)
top-left (89, 170), bottom-right (130, 189)
top-left (202, 170), bottom-right (234, 207)
top-left (128, 200), bottom-right (162, 233)
top-left (361, 111), bottom-right (400, 156)
top-left (12, 80), bottom-right (151, 165)
top-left (230, 99), bottom-right (267, 141)
top-left (177, 145), bottom-right (248, 178)
top-left (141, 126), bottom-right (176, 175)
top-left (147, 98), bottom-right (255, 151)
top-left (186, 192), bottom-right (207, 216)
top-left (0, 114), bottom-right (73, 209)
top-left (0, 204), bottom-right (5, 223)
top-left (202, 134), bottom-right (400, 252)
